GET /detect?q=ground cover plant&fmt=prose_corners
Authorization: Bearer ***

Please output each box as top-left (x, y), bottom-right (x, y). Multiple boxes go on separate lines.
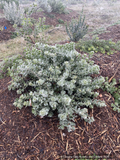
top-left (75, 35), bottom-right (120, 55)
top-left (0, 0), bottom-right (120, 159)
top-left (101, 77), bottom-right (120, 113)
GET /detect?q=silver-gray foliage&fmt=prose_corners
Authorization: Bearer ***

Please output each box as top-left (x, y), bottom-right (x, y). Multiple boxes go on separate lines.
top-left (3, 1), bottom-right (24, 26)
top-left (37, 0), bottom-right (66, 13)
top-left (8, 42), bottom-right (106, 132)
top-left (37, 0), bottom-right (52, 13)
top-left (48, 0), bottom-right (66, 14)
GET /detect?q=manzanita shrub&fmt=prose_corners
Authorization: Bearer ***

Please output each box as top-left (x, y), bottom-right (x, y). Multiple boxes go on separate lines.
top-left (8, 42), bottom-right (106, 132)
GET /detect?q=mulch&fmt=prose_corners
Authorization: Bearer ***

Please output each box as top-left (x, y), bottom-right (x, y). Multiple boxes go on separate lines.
top-left (0, 7), bottom-right (120, 160)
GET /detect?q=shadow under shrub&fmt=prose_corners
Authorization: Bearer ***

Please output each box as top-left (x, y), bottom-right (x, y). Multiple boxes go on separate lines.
top-left (7, 42), bottom-right (106, 132)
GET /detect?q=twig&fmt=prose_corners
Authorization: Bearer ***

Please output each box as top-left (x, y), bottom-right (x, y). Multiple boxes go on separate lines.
top-left (109, 63), bottom-right (120, 83)
top-left (66, 139), bottom-right (68, 152)
top-left (31, 131), bottom-right (45, 142)
top-left (28, 35), bottom-right (35, 44)
top-left (47, 27), bottom-right (64, 34)
top-left (0, 118), bottom-right (6, 124)
top-left (17, 154), bottom-right (24, 159)
top-left (60, 130), bottom-right (63, 141)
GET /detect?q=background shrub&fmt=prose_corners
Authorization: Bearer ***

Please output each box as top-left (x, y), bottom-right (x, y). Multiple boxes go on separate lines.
top-left (65, 10), bottom-right (88, 42)
top-left (0, 0), bottom-right (19, 9)
top-left (37, 0), bottom-right (66, 14)
top-left (48, 0), bottom-right (66, 14)
top-left (37, 0), bottom-right (52, 13)
top-left (13, 17), bottom-right (47, 45)
top-left (3, 1), bottom-right (24, 26)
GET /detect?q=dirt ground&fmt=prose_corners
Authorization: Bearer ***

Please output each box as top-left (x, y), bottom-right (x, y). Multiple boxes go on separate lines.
top-left (0, 7), bottom-right (120, 160)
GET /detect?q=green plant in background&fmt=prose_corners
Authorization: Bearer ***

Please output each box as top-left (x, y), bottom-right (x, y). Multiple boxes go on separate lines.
top-left (58, 19), bottom-right (64, 24)
top-left (0, 0), bottom-right (19, 9)
top-left (101, 77), bottom-right (120, 113)
top-left (37, 0), bottom-right (66, 14)
top-left (24, 7), bottom-right (29, 15)
top-left (75, 36), bottom-right (120, 55)
top-left (12, 1), bottom-right (50, 45)
top-left (10, 31), bottom-right (18, 39)
top-left (90, 27), bottom-right (108, 36)
top-left (48, 0), bottom-right (66, 14)
top-left (25, 2), bottom-right (40, 17)
top-left (1, 0), bottom-right (19, 5)
top-left (44, 25), bottom-right (51, 30)
top-left (13, 17), bottom-right (48, 45)
top-left (91, 20), bottom-right (120, 36)
top-left (37, 0), bottom-right (52, 13)
top-left (3, 1), bottom-right (24, 26)
top-left (7, 42), bottom-right (106, 132)
top-left (65, 9), bottom-right (88, 42)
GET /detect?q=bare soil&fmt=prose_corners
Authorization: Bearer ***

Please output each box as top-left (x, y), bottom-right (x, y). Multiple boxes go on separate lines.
top-left (0, 8), bottom-right (120, 160)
